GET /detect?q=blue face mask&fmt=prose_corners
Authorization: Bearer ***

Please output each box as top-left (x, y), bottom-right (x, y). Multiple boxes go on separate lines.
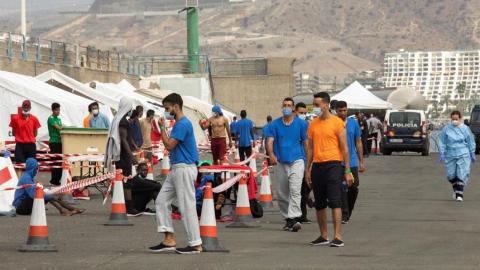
top-left (282, 107), bottom-right (293, 117)
top-left (164, 110), bottom-right (175, 120)
top-left (312, 107), bottom-right (321, 116)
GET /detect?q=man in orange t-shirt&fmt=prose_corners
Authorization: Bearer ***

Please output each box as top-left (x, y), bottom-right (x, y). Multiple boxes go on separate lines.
top-left (305, 92), bottom-right (353, 248)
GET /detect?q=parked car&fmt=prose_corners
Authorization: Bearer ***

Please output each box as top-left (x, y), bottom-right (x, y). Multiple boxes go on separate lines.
top-left (380, 109), bottom-right (429, 156)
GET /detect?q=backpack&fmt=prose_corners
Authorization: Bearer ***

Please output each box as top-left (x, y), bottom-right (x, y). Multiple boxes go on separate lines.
top-left (249, 199), bottom-right (263, 218)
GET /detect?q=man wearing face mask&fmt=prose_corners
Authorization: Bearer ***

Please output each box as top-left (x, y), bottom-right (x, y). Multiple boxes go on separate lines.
top-left (89, 102), bottom-right (110, 129)
top-left (306, 92), bottom-right (353, 247)
top-left (150, 93), bottom-right (202, 254)
top-left (438, 111), bottom-right (476, 202)
top-left (200, 105), bottom-right (232, 165)
top-left (131, 162), bottom-right (162, 215)
top-left (266, 97), bottom-right (308, 232)
top-left (9, 100), bottom-right (41, 164)
top-left (295, 102), bottom-right (313, 224)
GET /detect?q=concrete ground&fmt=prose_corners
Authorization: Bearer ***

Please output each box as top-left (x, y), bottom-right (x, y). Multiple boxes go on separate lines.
top-left (1, 153), bottom-right (480, 270)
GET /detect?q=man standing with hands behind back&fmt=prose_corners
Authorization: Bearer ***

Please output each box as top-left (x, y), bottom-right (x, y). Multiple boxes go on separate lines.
top-left (305, 92), bottom-right (353, 248)
top-left (9, 100), bottom-right (41, 164)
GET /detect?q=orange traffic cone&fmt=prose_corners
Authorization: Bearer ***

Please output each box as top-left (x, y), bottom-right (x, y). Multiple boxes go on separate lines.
top-left (147, 162), bottom-right (154, 180)
top-left (259, 160), bottom-right (275, 211)
top-left (60, 160), bottom-right (77, 205)
top-left (19, 184), bottom-right (57, 252)
top-left (104, 170), bottom-right (133, 226)
top-left (249, 156), bottom-right (257, 175)
top-left (226, 175), bottom-right (260, 228)
top-left (161, 150), bottom-right (170, 176)
top-left (200, 183), bottom-right (229, 252)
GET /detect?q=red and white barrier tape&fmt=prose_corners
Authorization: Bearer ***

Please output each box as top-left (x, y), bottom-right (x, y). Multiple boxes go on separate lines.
top-left (0, 184), bottom-right (36, 192)
top-left (46, 172), bottom-right (115, 195)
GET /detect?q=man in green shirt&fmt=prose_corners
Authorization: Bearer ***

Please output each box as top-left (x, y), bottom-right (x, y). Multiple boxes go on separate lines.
top-left (48, 103), bottom-right (63, 186)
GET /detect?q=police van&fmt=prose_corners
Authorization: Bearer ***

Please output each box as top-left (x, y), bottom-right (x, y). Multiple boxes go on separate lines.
top-left (380, 109), bottom-right (429, 156)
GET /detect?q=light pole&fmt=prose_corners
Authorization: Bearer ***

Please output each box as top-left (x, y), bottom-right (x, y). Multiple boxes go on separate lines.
top-left (180, 1), bottom-right (200, 73)
top-left (21, 0), bottom-right (27, 36)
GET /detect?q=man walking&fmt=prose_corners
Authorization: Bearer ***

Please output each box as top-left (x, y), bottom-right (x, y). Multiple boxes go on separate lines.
top-left (335, 101), bottom-right (366, 224)
top-left (200, 105), bottom-right (233, 165)
top-left (9, 100), bottom-right (41, 164)
top-left (47, 103), bottom-right (63, 186)
top-left (236, 110), bottom-right (255, 161)
top-left (150, 93), bottom-right (202, 254)
top-left (306, 92), bottom-right (353, 247)
top-left (367, 114), bottom-right (382, 155)
top-left (267, 98), bottom-right (307, 232)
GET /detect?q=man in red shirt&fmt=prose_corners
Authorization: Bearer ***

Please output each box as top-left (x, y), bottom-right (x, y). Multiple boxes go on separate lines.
top-left (9, 100), bottom-right (41, 163)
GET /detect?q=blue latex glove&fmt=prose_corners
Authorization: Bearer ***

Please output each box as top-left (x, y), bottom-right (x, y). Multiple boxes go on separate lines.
top-left (438, 152), bottom-right (445, 163)
top-left (2, 150), bottom-right (11, 158)
top-left (471, 153), bottom-right (476, 163)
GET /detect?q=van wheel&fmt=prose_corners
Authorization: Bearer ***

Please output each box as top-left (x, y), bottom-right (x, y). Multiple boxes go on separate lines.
top-left (382, 149), bottom-right (392, 156)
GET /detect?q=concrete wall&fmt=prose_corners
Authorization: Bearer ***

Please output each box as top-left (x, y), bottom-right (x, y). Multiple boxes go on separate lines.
top-left (0, 56), bottom-right (139, 87)
top-left (212, 57), bottom-right (295, 125)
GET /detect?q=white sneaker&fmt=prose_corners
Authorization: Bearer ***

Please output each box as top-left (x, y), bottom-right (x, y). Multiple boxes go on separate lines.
top-left (456, 196), bottom-right (463, 202)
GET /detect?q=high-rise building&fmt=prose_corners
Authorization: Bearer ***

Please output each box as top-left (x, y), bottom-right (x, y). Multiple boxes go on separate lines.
top-left (295, 73), bottom-right (320, 95)
top-left (383, 50), bottom-right (480, 102)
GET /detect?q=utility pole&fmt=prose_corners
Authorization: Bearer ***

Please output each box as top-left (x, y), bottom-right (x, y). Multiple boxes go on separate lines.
top-left (21, 0), bottom-right (27, 36)
top-left (180, 1), bottom-right (200, 73)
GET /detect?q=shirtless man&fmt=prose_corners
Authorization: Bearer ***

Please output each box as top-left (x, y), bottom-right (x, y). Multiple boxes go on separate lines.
top-left (200, 106), bottom-right (232, 165)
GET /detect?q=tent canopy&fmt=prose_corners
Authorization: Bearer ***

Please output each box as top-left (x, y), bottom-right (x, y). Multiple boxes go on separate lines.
top-left (0, 71), bottom-right (112, 142)
top-left (332, 81), bottom-right (392, 109)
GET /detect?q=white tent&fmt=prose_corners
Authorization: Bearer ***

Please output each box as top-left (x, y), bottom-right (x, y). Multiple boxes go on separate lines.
top-left (115, 79), bottom-right (137, 93)
top-left (138, 88), bottom-right (236, 120)
top-left (332, 81), bottom-right (392, 109)
top-left (36, 70), bottom-right (118, 112)
top-left (0, 71), bottom-right (113, 143)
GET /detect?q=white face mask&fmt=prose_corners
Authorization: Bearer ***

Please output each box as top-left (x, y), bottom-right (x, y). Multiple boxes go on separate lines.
top-left (92, 109), bottom-right (99, 116)
top-left (452, 120), bottom-right (460, 126)
top-left (312, 107), bottom-right (321, 117)
top-left (298, 114), bottom-right (307, 120)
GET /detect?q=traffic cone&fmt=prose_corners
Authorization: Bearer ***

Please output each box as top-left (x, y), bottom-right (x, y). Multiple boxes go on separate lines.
top-left (19, 184), bottom-right (57, 252)
top-left (147, 162), bottom-right (154, 180)
top-left (104, 170), bottom-right (133, 226)
top-left (226, 175), bottom-right (260, 228)
top-left (59, 160), bottom-right (77, 205)
top-left (259, 160), bottom-right (275, 211)
top-left (200, 183), bottom-right (229, 252)
top-left (249, 156), bottom-right (257, 175)
top-left (161, 150), bottom-right (170, 176)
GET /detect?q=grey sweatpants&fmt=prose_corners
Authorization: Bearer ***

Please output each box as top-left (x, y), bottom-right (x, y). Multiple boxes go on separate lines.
top-left (155, 163), bottom-right (202, 247)
top-left (274, 159), bottom-right (304, 219)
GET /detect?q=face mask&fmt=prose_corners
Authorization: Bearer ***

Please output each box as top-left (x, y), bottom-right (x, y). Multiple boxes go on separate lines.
top-left (164, 110), bottom-right (175, 120)
top-left (298, 114), bottom-right (307, 120)
top-left (92, 109), bottom-right (99, 116)
top-left (452, 120), bottom-right (460, 126)
top-left (312, 107), bottom-right (321, 116)
top-left (127, 110), bottom-right (133, 117)
top-left (212, 112), bottom-right (218, 117)
top-left (282, 107), bottom-right (293, 117)
top-left (23, 109), bottom-right (30, 116)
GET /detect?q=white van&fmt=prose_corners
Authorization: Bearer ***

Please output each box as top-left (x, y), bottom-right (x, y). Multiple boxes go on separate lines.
top-left (380, 109), bottom-right (429, 156)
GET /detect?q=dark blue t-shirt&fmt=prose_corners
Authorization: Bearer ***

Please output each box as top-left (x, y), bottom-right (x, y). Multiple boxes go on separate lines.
top-left (170, 116), bottom-right (199, 165)
top-left (230, 121), bottom-right (237, 136)
top-left (346, 117), bottom-right (361, 168)
top-left (236, 118), bottom-right (254, 147)
top-left (267, 117), bottom-right (307, 164)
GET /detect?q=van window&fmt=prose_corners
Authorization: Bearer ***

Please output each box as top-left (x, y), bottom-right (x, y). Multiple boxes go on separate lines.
top-left (389, 112), bottom-right (421, 128)
top-left (471, 110), bottom-right (480, 123)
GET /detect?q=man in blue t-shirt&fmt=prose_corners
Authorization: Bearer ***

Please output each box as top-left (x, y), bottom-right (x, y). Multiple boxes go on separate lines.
top-left (266, 97), bottom-right (308, 232)
top-left (262, 115), bottom-right (273, 156)
top-left (335, 101), bottom-right (366, 224)
top-left (230, 116), bottom-right (238, 140)
top-left (235, 110), bottom-right (255, 161)
top-left (150, 93), bottom-right (202, 255)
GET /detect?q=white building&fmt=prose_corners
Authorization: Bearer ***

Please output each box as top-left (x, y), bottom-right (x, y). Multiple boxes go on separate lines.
top-left (383, 50), bottom-right (480, 102)
top-left (295, 73), bottom-right (320, 94)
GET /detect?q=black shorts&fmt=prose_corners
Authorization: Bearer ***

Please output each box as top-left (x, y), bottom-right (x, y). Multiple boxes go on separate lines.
top-left (311, 161), bottom-right (343, 210)
top-left (15, 143), bottom-right (37, 163)
top-left (15, 197), bottom-right (34, 215)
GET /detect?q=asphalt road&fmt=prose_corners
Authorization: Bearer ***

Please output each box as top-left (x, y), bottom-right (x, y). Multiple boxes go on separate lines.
top-left (1, 153), bottom-right (480, 270)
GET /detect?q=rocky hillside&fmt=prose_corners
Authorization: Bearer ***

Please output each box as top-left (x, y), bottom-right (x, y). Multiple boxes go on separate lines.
top-left (40, 0), bottom-right (480, 80)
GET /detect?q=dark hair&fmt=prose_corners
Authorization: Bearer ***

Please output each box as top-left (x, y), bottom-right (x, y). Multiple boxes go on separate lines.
top-left (295, 102), bottom-right (307, 110)
top-left (137, 162), bottom-right (148, 171)
top-left (130, 109), bottom-right (139, 119)
top-left (335, 100), bottom-right (347, 109)
top-left (240, 110), bottom-right (247, 118)
top-left (162, 93), bottom-right (183, 109)
top-left (267, 115), bottom-right (272, 122)
top-left (313, 92), bottom-right (330, 104)
top-left (283, 97), bottom-right (295, 106)
top-left (51, 102), bottom-right (60, 110)
top-left (233, 116), bottom-right (237, 121)
top-left (88, 102), bottom-right (99, 112)
top-left (146, 109), bottom-right (155, 117)
top-left (451, 110), bottom-right (462, 118)
top-left (136, 105), bottom-right (144, 112)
